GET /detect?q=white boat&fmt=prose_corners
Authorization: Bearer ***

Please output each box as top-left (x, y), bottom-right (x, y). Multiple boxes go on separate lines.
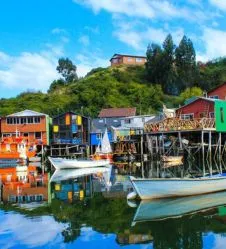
top-left (132, 191), bottom-right (226, 223)
top-left (48, 156), bottom-right (110, 170)
top-left (50, 166), bottom-right (112, 183)
top-left (129, 175), bottom-right (226, 200)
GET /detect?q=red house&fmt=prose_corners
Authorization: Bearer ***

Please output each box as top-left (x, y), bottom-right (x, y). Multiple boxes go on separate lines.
top-left (207, 82), bottom-right (226, 100)
top-left (176, 97), bottom-right (215, 119)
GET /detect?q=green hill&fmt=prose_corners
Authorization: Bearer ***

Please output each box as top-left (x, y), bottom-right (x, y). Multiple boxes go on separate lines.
top-left (1, 58), bottom-right (226, 117)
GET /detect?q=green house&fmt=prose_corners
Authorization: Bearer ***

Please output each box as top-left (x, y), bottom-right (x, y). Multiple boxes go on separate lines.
top-left (214, 100), bottom-right (226, 132)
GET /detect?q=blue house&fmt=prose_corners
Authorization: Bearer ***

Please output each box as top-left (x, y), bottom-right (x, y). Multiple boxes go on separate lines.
top-left (90, 108), bottom-right (136, 154)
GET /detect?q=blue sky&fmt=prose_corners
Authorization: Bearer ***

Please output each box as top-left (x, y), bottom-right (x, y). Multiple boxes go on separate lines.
top-left (1, 0), bottom-right (226, 98)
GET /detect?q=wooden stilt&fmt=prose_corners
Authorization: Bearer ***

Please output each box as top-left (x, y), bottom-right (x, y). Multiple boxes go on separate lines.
top-left (201, 131), bottom-right (205, 176)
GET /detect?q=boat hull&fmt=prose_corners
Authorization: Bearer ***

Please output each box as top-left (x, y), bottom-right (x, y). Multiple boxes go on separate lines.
top-left (48, 157), bottom-right (110, 170)
top-left (130, 176), bottom-right (226, 200)
top-left (133, 191), bottom-right (226, 222)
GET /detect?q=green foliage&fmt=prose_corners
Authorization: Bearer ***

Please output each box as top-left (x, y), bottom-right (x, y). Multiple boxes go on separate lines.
top-left (180, 87), bottom-right (203, 102)
top-left (1, 54), bottom-right (226, 117)
top-left (56, 58), bottom-right (78, 83)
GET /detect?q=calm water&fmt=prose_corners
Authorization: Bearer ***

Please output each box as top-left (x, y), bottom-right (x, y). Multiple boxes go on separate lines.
top-left (1, 162), bottom-right (226, 248)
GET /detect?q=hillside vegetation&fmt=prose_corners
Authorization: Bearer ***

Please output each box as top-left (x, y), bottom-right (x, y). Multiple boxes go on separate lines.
top-left (0, 57), bottom-right (226, 118)
top-left (1, 33), bottom-right (226, 118)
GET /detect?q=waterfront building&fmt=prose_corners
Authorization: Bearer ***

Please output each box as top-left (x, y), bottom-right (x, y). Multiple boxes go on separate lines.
top-left (90, 108), bottom-right (136, 153)
top-left (0, 110), bottom-right (51, 145)
top-left (207, 82), bottom-right (226, 99)
top-left (52, 111), bottom-right (89, 145)
top-left (110, 54), bottom-right (147, 67)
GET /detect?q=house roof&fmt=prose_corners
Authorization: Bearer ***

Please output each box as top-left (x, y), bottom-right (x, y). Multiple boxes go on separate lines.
top-left (52, 111), bottom-right (88, 119)
top-left (208, 82), bottom-right (226, 94)
top-left (98, 108), bottom-right (136, 118)
top-left (110, 53), bottom-right (146, 61)
top-left (7, 109), bottom-right (48, 117)
top-left (176, 97), bottom-right (216, 111)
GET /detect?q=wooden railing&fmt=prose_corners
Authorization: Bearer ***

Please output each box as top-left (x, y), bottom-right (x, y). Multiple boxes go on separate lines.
top-left (144, 118), bottom-right (215, 133)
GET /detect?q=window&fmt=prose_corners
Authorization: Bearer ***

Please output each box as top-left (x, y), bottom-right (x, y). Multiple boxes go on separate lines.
top-left (35, 132), bottom-right (41, 139)
top-left (125, 119), bottom-right (131, 124)
top-left (181, 113), bottom-right (194, 120)
top-left (27, 117), bottom-right (33, 123)
top-left (21, 117), bottom-right (27, 124)
top-left (127, 57), bottom-right (133, 62)
top-left (209, 95), bottom-right (219, 99)
top-left (34, 117), bottom-right (40, 123)
top-left (7, 118), bottom-right (13, 124)
top-left (209, 112), bottom-right (215, 118)
top-left (98, 119), bottom-right (104, 123)
top-left (136, 58), bottom-right (143, 62)
top-left (96, 134), bottom-right (102, 140)
top-left (112, 58), bottom-right (118, 63)
top-left (220, 107), bottom-right (224, 123)
top-left (23, 133), bottom-right (28, 137)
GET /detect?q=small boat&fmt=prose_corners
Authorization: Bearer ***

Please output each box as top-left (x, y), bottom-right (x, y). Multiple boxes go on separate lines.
top-left (129, 175), bottom-right (226, 200)
top-left (50, 166), bottom-right (112, 182)
top-left (48, 156), bottom-right (110, 170)
top-left (91, 129), bottom-right (113, 162)
top-left (161, 155), bottom-right (183, 163)
top-left (29, 157), bottom-right (41, 162)
top-left (132, 191), bottom-right (226, 223)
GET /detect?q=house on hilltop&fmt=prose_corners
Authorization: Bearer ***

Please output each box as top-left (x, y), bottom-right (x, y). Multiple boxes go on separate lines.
top-left (110, 54), bottom-right (147, 67)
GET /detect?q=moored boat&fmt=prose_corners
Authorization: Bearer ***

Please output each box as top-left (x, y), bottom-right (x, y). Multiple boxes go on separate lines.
top-left (48, 156), bottom-right (110, 170)
top-left (161, 155), bottom-right (183, 163)
top-left (129, 175), bottom-right (226, 200)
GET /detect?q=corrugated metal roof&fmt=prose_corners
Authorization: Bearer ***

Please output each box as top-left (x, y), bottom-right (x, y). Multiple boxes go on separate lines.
top-left (7, 109), bottom-right (48, 117)
top-left (98, 108), bottom-right (136, 118)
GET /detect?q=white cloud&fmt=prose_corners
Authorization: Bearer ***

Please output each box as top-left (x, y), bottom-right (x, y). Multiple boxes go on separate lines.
top-left (79, 35), bottom-right (90, 46)
top-left (73, 0), bottom-right (155, 19)
top-left (51, 28), bottom-right (67, 34)
top-left (0, 49), bottom-right (60, 93)
top-left (209, 0), bottom-right (226, 11)
top-left (75, 53), bottom-right (109, 77)
top-left (200, 27), bottom-right (226, 60)
top-left (0, 212), bottom-right (67, 248)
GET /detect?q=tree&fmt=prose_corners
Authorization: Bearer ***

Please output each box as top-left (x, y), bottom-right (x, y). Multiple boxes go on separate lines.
top-left (180, 87), bottom-right (203, 103)
top-left (146, 43), bottom-right (163, 85)
top-left (56, 58), bottom-right (78, 83)
top-left (175, 36), bottom-right (197, 91)
top-left (161, 34), bottom-right (176, 94)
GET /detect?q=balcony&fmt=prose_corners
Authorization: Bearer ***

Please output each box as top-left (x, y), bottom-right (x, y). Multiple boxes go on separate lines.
top-left (144, 118), bottom-right (215, 133)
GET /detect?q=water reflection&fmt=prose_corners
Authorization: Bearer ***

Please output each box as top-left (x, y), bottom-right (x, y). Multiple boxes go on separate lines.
top-left (1, 160), bottom-right (226, 248)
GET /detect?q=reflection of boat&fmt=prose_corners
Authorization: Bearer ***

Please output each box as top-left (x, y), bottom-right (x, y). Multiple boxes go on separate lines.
top-left (129, 175), bottom-right (226, 200)
top-left (48, 157), bottom-right (110, 170)
top-left (50, 166), bottom-right (112, 182)
top-left (161, 155), bottom-right (183, 163)
top-left (163, 161), bottom-right (183, 168)
top-left (132, 191), bottom-right (226, 223)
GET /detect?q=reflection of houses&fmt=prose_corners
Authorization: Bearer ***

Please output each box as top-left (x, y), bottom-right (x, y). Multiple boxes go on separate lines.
top-left (1, 167), bottom-right (48, 203)
top-left (51, 176), bottom-right (93, 202)
top-left (117, 233), bottom-right (153, 245)
top-left (1, 110), bottom-right (51, 145)
top-left (110, 54), bottom-right (147, 67)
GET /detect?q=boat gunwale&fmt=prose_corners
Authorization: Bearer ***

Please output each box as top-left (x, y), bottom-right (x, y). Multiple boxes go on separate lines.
top-left (131, 177), bottom-right (226, 182)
